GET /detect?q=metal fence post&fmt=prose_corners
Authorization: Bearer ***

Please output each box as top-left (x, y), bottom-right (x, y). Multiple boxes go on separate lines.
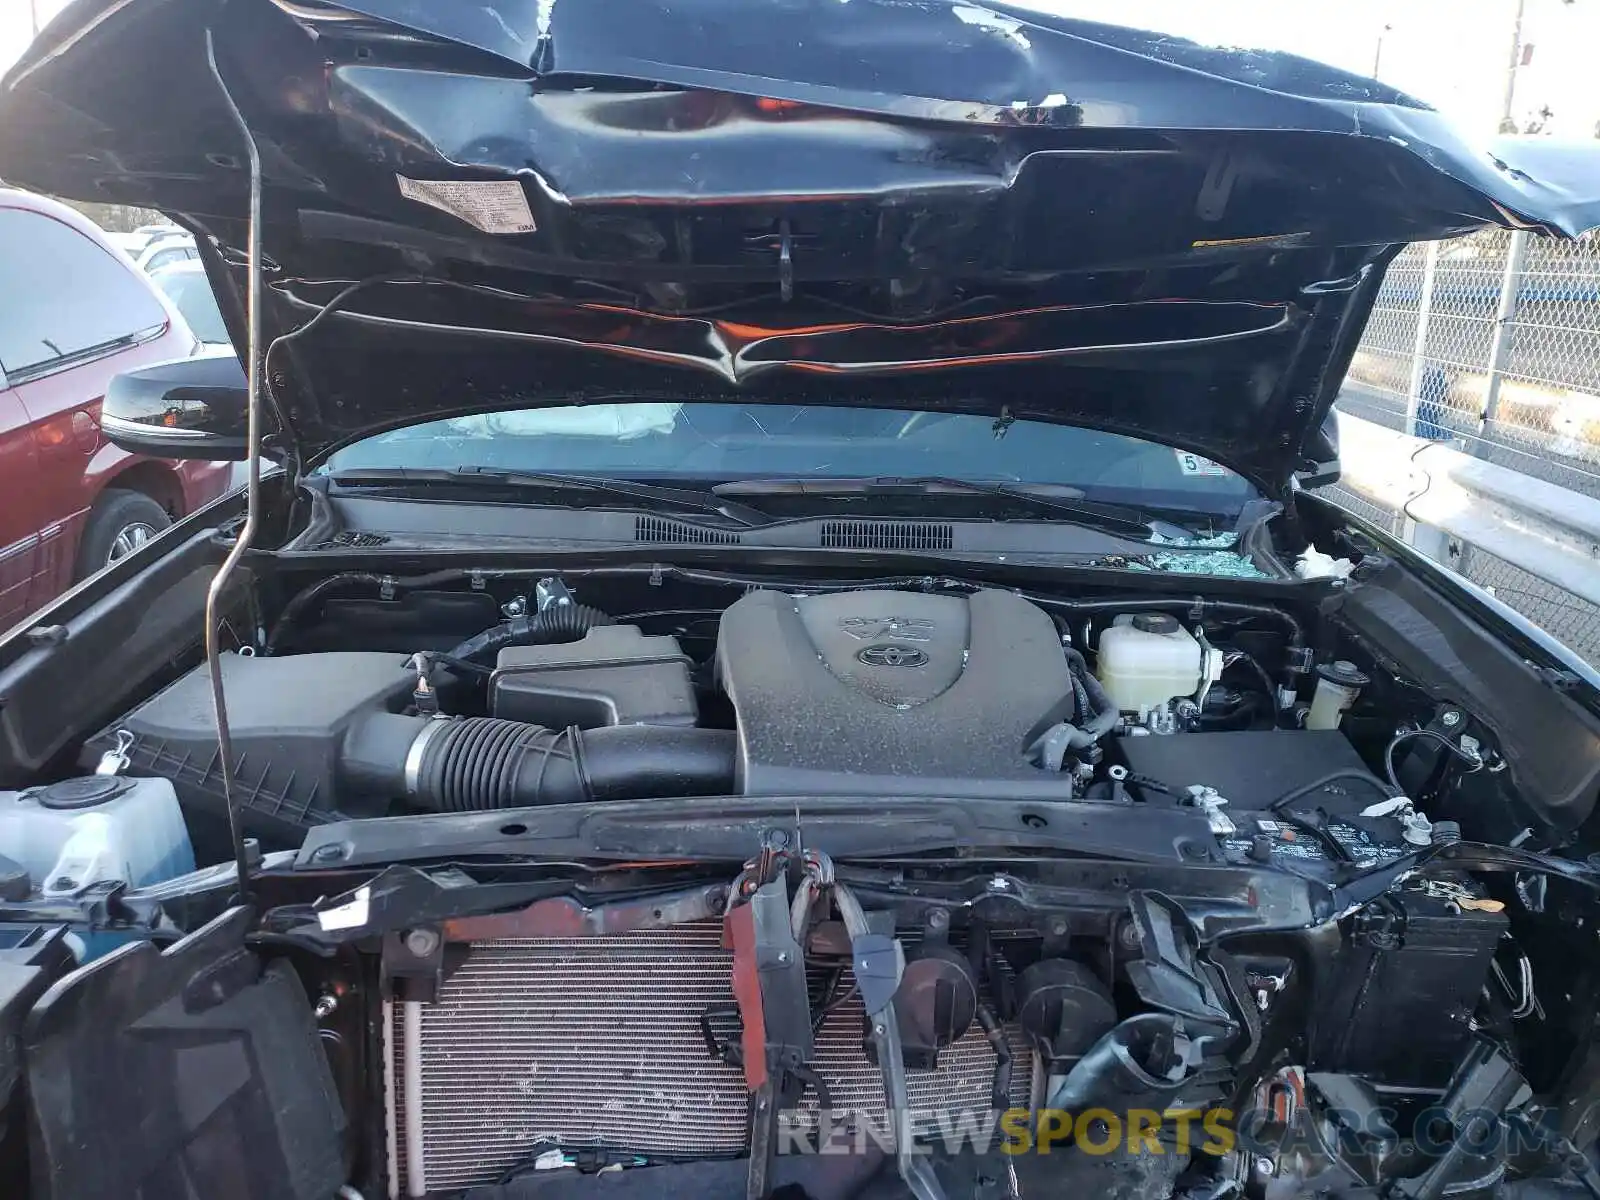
top-left (1404, 239), bottom-right (1442, 436)
top-left (1479, 229), bottom-right (1530, 442)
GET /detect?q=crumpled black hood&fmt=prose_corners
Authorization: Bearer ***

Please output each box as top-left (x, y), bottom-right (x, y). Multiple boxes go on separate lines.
top-left (4, 0), bottom-right (1599, 493)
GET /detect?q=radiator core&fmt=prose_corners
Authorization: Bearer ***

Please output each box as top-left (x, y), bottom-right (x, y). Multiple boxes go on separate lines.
top-left (390, 921), bottom-right (1029, 1194)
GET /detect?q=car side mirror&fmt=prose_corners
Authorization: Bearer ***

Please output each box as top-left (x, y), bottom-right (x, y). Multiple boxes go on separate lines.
top-left (100, 351), bottom-right (255, 461)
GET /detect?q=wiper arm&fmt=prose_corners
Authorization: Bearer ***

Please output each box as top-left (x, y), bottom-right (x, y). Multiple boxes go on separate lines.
top-left (714, 475), bottom-right (1165, 539)
top-left (329, 467), bottom-right (772, 528)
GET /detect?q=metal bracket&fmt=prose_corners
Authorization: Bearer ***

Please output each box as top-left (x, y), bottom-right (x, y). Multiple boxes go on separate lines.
top-left (727, 839), bottom-right (814, 1200)
top-left (833, 877), bottom-right (944, 1200)
top-left (745, 220), bottom-right (799, 303)
top-left (379, 926), bottom-right (447, 1004)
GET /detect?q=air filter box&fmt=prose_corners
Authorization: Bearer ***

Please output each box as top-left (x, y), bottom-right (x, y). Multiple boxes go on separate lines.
top-left (491, 626), bottom-right (698, 729)
top-left (81, 652), bottom-right (417, 846)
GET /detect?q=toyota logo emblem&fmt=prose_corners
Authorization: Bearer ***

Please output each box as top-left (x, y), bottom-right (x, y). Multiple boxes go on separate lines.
top-left (857, 644), bottom-right (929, 668)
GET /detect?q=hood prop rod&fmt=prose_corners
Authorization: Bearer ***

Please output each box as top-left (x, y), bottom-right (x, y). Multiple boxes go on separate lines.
top-left (202, 28), bottom-right (265, 907)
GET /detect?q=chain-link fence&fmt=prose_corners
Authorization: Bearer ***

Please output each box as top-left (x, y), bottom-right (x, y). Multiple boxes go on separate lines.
top-left (1459, 549), bottom-right (1600, 661)
top-left (1321, 483), bottom-right (1405, 539)
top-left (1328, 229), bottom-right (1600, 668)
top-left (1344, 229), bottom-right (1600, 495)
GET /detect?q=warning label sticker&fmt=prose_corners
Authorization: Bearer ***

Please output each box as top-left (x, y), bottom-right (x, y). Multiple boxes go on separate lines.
top-left (396, 176), bottom-right (537, 235)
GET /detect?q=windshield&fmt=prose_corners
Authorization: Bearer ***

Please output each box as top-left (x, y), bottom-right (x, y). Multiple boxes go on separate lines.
top-left (321, 404), bottom-right (1255, 514)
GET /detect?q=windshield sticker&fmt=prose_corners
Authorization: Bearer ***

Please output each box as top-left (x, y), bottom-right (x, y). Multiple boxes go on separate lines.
top-left (397, 176), bottom-right (537, 235)
top-left (1174, 450), bottom-right (1229, 477)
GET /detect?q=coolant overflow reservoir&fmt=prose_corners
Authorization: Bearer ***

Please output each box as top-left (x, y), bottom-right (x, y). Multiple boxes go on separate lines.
top-left (1096, 614), bottom-right (1208, 712)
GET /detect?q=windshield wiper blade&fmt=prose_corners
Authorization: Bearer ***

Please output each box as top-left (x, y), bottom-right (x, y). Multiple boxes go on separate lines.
top-left (329, 467), bottom-right (772, 528)
top-left (713, 475), bottom-right (1166, 539)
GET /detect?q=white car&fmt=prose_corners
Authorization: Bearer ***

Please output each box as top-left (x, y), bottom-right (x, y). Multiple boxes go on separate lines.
top-left (133, 231), bottom-right (197, 274)
top-left (102, 230), bottom-right (147, 257)
top-left (149, 259), bottom-right (228, 349)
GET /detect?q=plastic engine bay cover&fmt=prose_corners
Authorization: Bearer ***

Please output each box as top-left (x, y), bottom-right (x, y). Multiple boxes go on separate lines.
top-left (717, 589), bottom-right (1074, 799)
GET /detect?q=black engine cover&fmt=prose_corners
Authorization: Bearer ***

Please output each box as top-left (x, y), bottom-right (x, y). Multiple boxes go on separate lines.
top-left (716, 589), bottom-right (1075, 799)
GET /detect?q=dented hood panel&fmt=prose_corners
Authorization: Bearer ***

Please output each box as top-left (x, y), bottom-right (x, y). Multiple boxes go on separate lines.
top-left (4, 0), bottom-right (1599, 490)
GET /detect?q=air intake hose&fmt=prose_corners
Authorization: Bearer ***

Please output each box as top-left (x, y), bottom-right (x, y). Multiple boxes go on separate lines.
top-left (447, 603), bottom-right (612, 666)
top-left (1043, 1013), bottom-right (1203, 1113)
top-left (344, 714), bottom-right (737, 809)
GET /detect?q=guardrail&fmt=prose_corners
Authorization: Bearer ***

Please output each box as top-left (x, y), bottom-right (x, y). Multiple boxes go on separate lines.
top-left (1328, 410), bottom-right (1600, 662)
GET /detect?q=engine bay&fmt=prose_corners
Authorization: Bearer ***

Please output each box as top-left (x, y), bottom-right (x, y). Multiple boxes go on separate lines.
top-left (2, 564), bottom-right (1597, 1200)
top-left (78, 574), bottom-right (1412, 840)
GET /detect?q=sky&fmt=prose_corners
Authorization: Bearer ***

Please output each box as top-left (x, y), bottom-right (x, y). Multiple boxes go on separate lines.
top-left (1030, 0), bottom-right (1600, 137)
top-left (3, 0), bottom-right (1599, 139)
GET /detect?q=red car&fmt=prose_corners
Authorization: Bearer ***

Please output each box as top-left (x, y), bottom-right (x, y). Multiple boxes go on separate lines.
top-left (0, 189), bottom-right (232, 631)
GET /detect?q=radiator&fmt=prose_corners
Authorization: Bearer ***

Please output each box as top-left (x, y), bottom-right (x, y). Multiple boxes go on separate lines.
top-left (389, 921), bottom-right (1030, 1195)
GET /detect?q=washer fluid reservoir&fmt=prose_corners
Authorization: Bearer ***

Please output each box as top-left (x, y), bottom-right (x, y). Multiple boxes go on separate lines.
top-left (0, 776), bottom-right (193, 898)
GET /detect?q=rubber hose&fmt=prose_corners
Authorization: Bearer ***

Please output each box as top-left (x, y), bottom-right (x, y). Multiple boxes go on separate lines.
top-left (405, 717), bottom-right (736, 810)
top-left (1269, 767), bottom-right (1398, 813)
top-left (266, 570), bottom-right (467, 654)
top-left (1223, 651), bottom-right (1279, 718)
top-left (1044, 1013), bottom-right (1200, 1113)
top-left (1197, 695), bottom-right (1263, 731)
top-left (447, 604), bottom-right (612, 665)
top-left (975, 1003), bottom-right (1012, 1111)
top-left (1064, 647), bottom-right (1119, 740)
top-left (1050, 596), bottom-right (1304, 650)
top-left (1069, 673), bottom-right (1091, 727)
